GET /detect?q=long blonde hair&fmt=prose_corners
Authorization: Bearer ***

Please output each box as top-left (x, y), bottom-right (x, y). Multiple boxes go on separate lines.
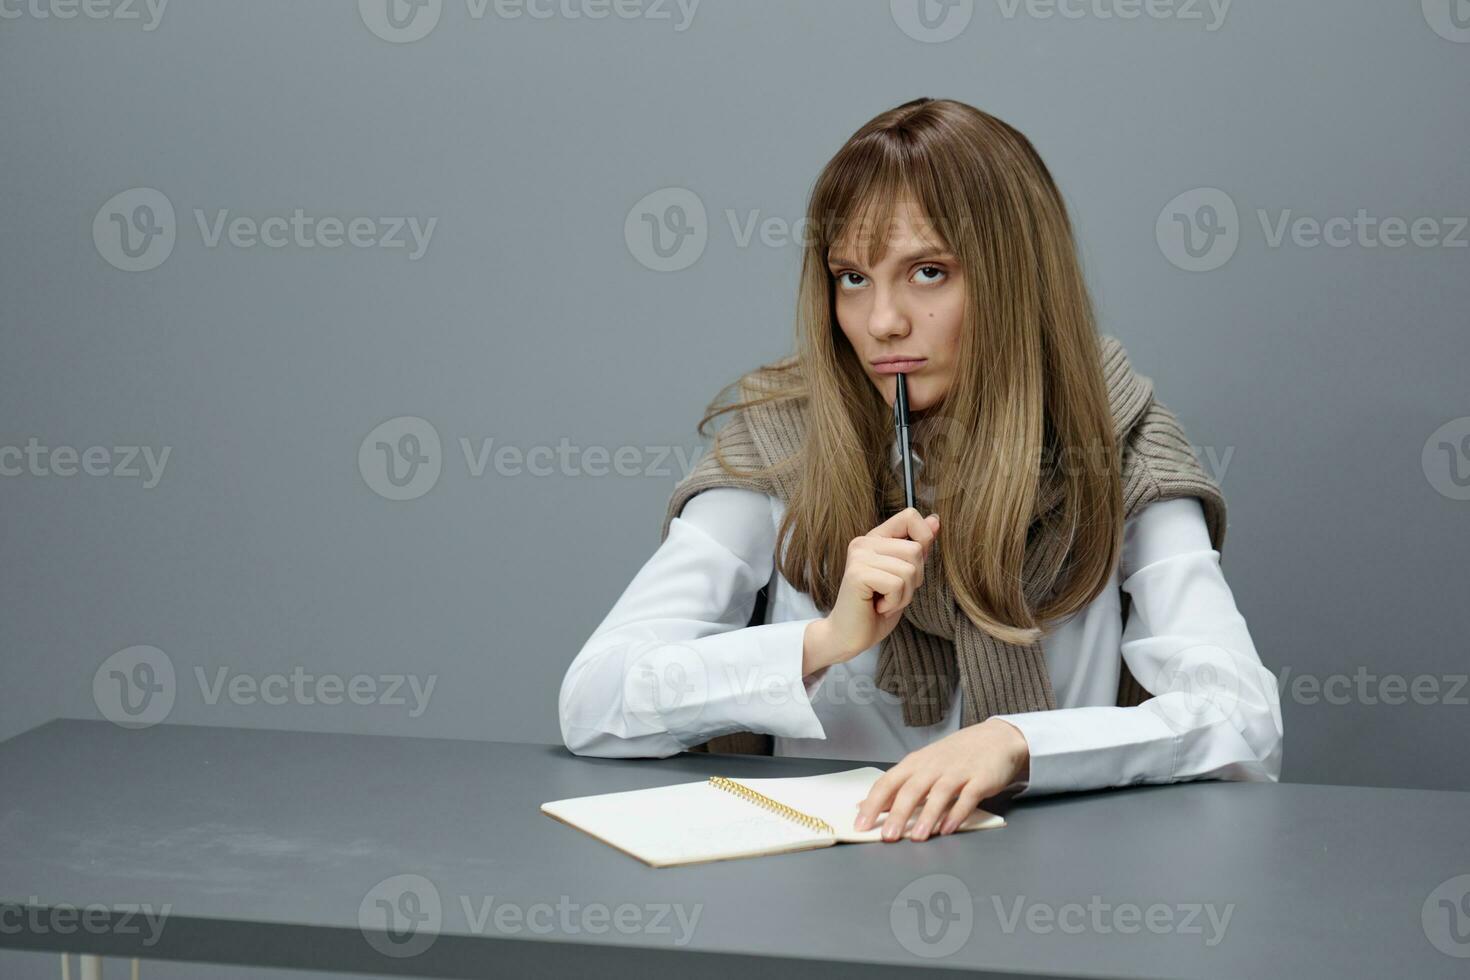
top-left (695, 97), bottom-right (1121, 646)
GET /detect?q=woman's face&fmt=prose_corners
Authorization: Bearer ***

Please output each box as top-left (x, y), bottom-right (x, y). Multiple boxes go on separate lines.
top-left (828, 199), bottom-right (965, 416)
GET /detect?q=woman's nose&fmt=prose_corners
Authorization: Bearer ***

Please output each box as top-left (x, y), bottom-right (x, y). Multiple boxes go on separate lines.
top-left (869, 315), bottom-right (910, 341)
top-left (867, 291), bottom-right (910, 340)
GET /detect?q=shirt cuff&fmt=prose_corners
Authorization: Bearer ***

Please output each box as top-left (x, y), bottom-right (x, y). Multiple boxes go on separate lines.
top-left (663, 618), bottom-right (829, 746)
top-left (988, 705), bottom-right (1179, 797)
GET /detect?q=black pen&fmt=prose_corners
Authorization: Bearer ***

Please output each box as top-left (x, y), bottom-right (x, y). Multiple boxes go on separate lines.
top-left (895, 372), bottom-right (915, 512)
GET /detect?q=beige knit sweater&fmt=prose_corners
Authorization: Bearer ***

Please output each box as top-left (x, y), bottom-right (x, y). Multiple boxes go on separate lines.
top-left (660, 334), bottom-right (1227, 756)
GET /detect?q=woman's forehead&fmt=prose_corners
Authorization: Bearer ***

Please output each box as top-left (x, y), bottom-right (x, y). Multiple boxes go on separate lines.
top-left (828, 205), bottom-right (949, 265)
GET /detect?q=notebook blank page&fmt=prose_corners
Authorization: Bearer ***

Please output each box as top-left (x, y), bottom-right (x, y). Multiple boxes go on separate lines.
top-left (541, 779), bottom-right (832, 867)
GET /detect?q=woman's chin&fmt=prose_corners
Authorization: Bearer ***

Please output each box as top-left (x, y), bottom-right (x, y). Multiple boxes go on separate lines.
top-left (877, 376), bottom-right (945, 411)
top-left (905, 388), bottom-right (945, 415)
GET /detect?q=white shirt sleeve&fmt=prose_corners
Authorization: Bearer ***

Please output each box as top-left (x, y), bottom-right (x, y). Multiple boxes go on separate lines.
top-left (992, 496), bottom-right (1284, 796)
top-left (559, 487), bottom-right (829, 758)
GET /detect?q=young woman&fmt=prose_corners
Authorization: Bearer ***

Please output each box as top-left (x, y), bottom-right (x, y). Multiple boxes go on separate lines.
top-left (560, 98), bottom-right (1282, 842)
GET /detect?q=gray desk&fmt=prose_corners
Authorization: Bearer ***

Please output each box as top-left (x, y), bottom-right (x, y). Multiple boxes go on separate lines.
top-left (1, 720), bottom-right (1468, 979)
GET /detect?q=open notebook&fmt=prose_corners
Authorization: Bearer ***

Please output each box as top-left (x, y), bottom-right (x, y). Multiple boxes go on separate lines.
top-left (541, 766), bottom-right (1004, 867)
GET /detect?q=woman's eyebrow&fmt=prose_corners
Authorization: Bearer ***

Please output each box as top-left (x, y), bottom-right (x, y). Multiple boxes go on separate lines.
top-left (826, 248), bottom-right (953, 270)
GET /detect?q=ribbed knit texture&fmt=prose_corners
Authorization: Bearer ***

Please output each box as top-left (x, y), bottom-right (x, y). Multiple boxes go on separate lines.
top-left (660, 335), bottom-right (1227, 756)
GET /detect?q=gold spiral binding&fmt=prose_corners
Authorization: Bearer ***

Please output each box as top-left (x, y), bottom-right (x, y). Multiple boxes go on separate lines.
top-left (708, 775), bottom-right (836, 835)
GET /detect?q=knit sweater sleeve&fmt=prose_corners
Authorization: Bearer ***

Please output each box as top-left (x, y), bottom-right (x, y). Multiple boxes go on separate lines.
top-left (1121, 395), bottom-right (1228, 553)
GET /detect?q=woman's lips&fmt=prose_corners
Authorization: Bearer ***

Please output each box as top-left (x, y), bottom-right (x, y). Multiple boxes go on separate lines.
top-left (872, 359), bottom-right (927, 374)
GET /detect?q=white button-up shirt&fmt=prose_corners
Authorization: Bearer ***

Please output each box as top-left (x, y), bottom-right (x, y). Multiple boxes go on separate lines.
top-left (560, 439), bottom-right (1283, 796)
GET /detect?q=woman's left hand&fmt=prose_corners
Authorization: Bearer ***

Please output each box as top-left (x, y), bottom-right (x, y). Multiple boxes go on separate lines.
top-left (853, 718), bottom-right (1030, 841)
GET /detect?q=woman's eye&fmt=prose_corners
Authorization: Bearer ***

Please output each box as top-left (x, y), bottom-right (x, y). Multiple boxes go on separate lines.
top-left (835, 267), bottom-right (945, 290)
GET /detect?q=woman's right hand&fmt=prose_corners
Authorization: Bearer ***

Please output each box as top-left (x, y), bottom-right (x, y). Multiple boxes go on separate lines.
top-left (805, 507), bottom-right (941, 672)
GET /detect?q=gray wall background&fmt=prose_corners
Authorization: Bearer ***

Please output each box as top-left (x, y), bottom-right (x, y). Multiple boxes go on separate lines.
top-left (2, 0), bottom-right (1467, 975)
